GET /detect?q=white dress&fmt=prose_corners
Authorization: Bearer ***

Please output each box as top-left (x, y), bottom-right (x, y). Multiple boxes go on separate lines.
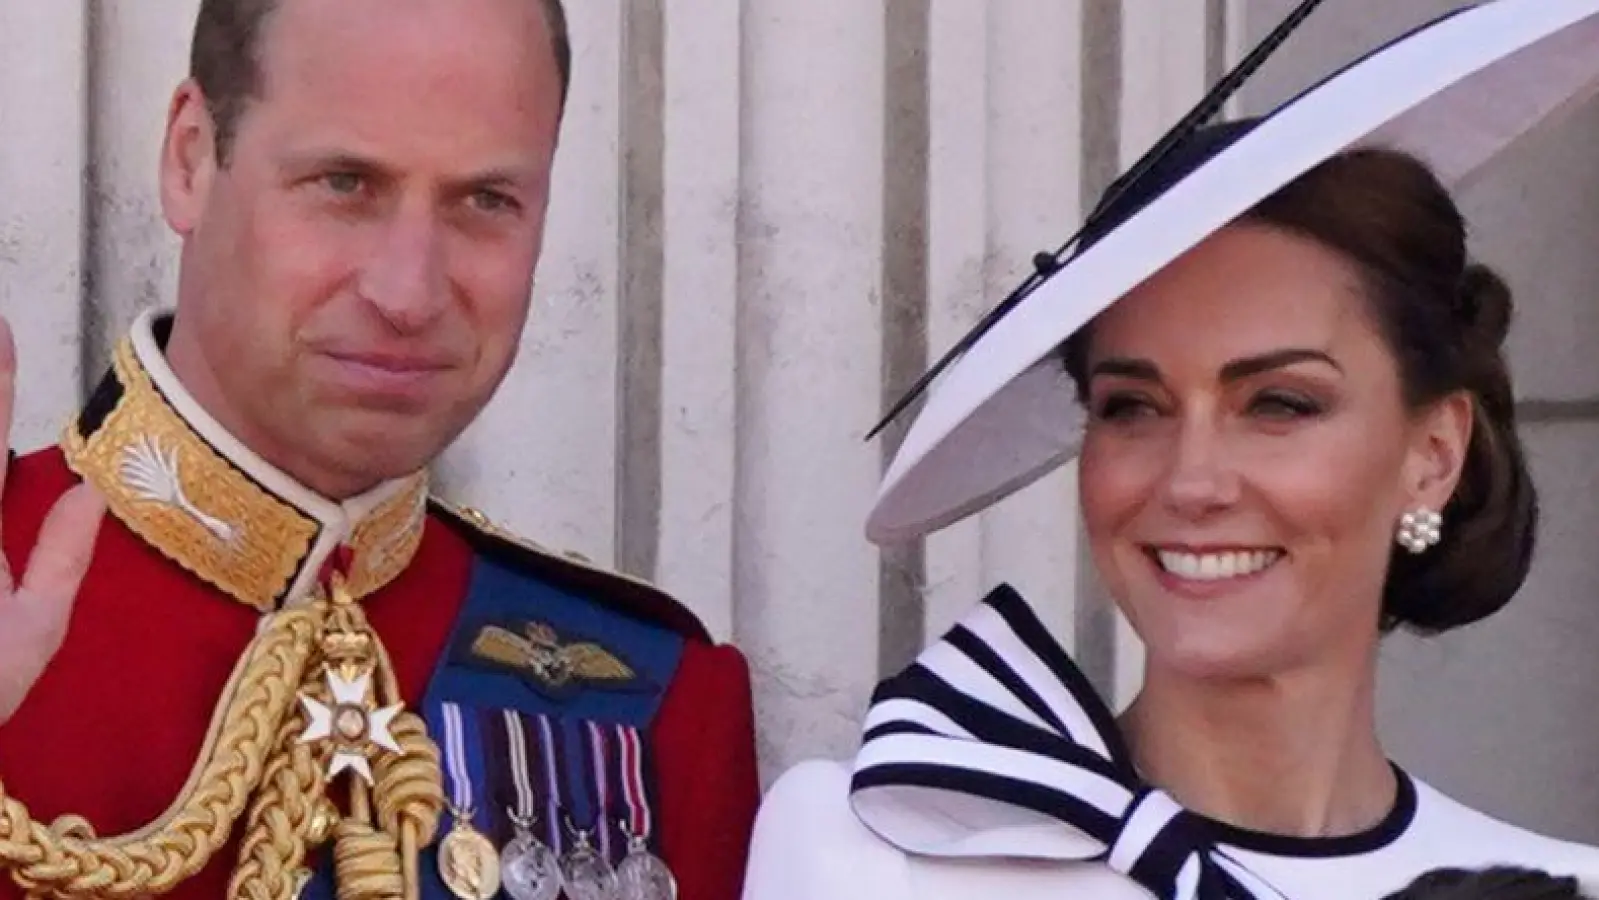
top-left (742, 585), bottom-right (1599, 900)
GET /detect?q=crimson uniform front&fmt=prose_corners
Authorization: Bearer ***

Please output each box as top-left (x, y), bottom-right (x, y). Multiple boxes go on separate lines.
top-left (0, 310), bottom-right (760, 900)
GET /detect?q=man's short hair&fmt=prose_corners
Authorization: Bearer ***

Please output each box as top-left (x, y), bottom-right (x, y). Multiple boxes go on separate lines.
top-left (188, 0), bottom-right (572, 164)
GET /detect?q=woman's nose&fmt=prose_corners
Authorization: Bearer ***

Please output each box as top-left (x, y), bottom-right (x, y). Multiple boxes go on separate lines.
top-left (1159, 417), bottom-right (1242, 519)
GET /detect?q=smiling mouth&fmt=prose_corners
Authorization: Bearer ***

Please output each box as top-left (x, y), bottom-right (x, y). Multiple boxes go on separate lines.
top-left (325, 352), bottom-right (452, 375)
top-left (1149, 547), bottom-right (1284, 581)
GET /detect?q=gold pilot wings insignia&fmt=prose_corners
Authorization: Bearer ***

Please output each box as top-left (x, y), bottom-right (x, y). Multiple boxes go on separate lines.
top-left (458, 619), bottom-right (653, 700)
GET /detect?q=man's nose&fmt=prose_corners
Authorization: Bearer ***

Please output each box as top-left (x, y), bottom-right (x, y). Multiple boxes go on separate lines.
top-left (357, 203), bottom-right (449, 333)
top-left (1160, 417), bottom-right (1241, 519)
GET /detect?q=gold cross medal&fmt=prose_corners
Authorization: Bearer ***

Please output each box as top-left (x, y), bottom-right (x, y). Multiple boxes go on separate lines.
top-left (435, 702), bottom-right (502, 900)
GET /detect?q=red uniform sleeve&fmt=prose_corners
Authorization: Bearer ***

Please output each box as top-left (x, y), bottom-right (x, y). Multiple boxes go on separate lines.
top-left (649, 640), bottom-right (761, 900)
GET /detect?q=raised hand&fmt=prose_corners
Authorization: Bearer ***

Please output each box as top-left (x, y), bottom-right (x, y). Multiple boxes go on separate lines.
top-left (0, 316), bottom-right (106, 725)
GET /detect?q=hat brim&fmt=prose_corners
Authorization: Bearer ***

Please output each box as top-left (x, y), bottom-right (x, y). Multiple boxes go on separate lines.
top-left (866, 0), bottom-right (1599, 546)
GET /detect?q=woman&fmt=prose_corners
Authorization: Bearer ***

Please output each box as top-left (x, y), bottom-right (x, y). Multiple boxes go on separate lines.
top-left (742, 3), bottom-right (1599, 900)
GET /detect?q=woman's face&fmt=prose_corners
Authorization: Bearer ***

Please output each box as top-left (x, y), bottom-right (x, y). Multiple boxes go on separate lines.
top-left (1077, 221), bottom-right (1464, 683)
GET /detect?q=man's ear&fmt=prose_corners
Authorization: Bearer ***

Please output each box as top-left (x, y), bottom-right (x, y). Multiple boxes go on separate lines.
top-left (1403, 390), bottom-right (1475, 511)
top-left (158, 79), bottom-right (219, 237)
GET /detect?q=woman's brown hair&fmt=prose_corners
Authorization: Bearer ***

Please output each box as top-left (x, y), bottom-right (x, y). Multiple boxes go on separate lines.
top-left (1383, 867), bottom-right (1590, 900)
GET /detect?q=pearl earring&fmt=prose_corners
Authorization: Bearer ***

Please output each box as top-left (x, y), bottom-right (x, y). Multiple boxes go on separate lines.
top-left (1396, 508), bottom-right (1442, 554)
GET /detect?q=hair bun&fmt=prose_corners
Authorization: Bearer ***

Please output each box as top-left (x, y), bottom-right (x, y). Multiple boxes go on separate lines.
top-left (1458, 263), bottom-right (1513, 350)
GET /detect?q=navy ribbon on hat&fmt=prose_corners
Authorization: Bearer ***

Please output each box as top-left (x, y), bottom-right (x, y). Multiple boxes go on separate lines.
top-left (849, 584), bottom-right (1286, 900)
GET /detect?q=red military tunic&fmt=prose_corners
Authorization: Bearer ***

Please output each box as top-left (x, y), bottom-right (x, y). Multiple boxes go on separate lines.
top-left (0, 311), bottom-right (759, 900)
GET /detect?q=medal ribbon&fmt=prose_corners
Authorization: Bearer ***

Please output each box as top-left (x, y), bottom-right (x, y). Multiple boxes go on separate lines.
top-left (440, 702), bottom-right (473, 816)
top-left (535, 713), bottom-right (565, 854)
top-left (584, 722), bottom-right (615, 860)
top-left (616, 724), bottom-right (651, 844)
top-left (432, 700), bottom-right (494, 835)
top-left (502, 709), bottom-right (537, 825)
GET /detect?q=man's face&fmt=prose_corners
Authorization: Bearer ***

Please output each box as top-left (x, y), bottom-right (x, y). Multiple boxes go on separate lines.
top-left (159, 0), bottom-right (564, 498)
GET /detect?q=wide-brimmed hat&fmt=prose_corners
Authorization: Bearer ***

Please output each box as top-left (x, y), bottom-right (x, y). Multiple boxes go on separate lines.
top-left (865, 0), bottom-right (1599, 546)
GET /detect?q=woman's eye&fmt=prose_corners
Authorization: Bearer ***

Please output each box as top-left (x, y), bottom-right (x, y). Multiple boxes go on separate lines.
top-left (1093, 394), bottom-right (1159, 421)
top-left (1250, 391), bottom-right (1323, 419)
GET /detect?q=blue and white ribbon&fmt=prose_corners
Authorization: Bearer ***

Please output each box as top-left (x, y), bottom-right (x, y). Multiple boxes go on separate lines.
top-left (441, 702), bottom-right (474, 817)
top-left (850, 585), bottom-right (1286, 900)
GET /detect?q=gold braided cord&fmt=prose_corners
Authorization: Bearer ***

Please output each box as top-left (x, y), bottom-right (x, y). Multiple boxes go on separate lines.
top-left (0, 607), bottom-right (325, 899)
top-left (331, 819), bottom-right (403, 900)
top-left (353, 625), bottom-right (445, 900)
top-left (366, 634), bottom-right (444, 852)
top-left (372, 717), bottom-right (444, 900)
top-left (0, 576), bottom-right (446, 900)
top-left (369, 717), bottom-right (443, 848)
top-left (226, 706), bottom-right (331, 900)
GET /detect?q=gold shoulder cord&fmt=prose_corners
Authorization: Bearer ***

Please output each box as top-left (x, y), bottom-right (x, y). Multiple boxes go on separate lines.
top-left (0, 573), bottom-right (444, 900)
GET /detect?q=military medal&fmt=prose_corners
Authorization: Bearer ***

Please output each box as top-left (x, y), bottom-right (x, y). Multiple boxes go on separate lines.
top-left (612, 725), bottom-right (677, 900)
top-left (440, 808), bottom-right (501, 900)
top-left (437, 702), bottom-right (502, 900)
top-left (295, 576), bottom-right (405, 785)
top-left (297, 668), bottom-right (403, 783)
top-left (498, 709), bottom-right (564, 900)
top-left (500, 811), bottom-right (563, 900)
top-left (615, 822), bottom-right (676, 900)
top-left (290, 565), bottom-right (439, 900)
top-left (560, 820), bottom-right (618, 900)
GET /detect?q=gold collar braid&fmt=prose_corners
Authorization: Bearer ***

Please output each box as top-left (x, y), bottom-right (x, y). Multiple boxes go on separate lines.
top-left (0, 570), bottom-right (445, 900)
top-left (59, 313), bottom-right (428, 614)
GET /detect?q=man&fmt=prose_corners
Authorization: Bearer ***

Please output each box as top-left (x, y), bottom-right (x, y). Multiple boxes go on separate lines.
top-left (0, 1), bottom-right (760, 899)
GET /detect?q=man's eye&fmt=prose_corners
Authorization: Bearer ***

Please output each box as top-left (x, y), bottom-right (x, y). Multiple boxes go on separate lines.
top-left (324, 172), bottom-right (364, 194)
top-left (472, 190), bottom-right (519, 213)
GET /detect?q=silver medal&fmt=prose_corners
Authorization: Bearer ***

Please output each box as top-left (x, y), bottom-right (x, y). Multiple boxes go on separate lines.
top-left (561, 824), bottom-right (619, 900)
top-left (500, 810), bottom-right (564, 900)
top-left (615, 823), bottom-right (677, 900)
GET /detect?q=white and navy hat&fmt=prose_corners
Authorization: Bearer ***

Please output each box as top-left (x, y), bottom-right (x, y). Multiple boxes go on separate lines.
top-left (865, 0), bottom-right (1599, 546)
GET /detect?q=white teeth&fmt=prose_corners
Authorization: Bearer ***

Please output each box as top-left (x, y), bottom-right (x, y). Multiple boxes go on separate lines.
top-left (1156, 549), bottom-right (1281, 581)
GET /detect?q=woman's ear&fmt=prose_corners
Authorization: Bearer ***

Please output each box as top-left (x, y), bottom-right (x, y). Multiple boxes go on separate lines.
top-left (1403, 390), bottom-right (1475, 511)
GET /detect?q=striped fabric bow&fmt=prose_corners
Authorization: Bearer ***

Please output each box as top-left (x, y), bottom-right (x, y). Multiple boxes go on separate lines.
top-left (849, 584), bottom-right (1286, 900)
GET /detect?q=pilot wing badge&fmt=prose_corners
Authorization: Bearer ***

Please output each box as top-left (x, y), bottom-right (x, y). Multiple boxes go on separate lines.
top-left (465, 619), bottom-right (652, 701)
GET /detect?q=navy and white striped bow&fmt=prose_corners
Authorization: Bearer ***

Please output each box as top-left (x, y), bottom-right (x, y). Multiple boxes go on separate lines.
top-left (849, 584), bottom-right (1287, 900)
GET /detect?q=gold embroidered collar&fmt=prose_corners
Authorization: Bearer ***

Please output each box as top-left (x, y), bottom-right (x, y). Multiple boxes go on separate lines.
top-left (60, 309), bottom-right (429, 612)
